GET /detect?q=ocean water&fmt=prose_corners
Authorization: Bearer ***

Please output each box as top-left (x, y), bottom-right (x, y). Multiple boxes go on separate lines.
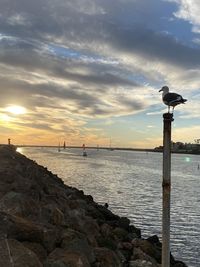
top-left (18, 147), bottom-right (200, 267)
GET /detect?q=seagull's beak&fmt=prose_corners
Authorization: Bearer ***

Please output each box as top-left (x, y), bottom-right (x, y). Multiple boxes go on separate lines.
top-left (159, 88), bottom-right (163, 92)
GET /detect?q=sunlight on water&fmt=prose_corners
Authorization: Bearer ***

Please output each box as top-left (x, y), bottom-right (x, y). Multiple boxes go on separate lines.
top-left (21, 147), bottom-right (200, 267)
top-left (184, 156), bottom-right (191, 163)
top-left (16, 147), bottom-right (23, 154)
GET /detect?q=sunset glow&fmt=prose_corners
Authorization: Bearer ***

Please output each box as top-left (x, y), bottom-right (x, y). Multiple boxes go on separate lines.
top-left (5, 106), bottom-right (27, 115)
top-left (0, 114), bottom-right (11, 122)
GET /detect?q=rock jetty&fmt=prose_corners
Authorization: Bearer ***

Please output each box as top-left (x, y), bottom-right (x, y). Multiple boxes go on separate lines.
top-left (0, 145), bottom-right (187, 267)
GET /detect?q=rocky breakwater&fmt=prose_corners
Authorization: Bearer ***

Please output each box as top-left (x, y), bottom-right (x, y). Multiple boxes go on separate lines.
top-left (0, 145), bottom-right (187, 267)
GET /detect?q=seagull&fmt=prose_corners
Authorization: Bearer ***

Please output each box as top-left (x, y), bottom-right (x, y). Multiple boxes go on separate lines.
top-left (159, 86), bottom-right (187, 113)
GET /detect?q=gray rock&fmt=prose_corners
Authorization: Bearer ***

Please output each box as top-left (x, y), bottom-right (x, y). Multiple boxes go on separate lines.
top-left (131, 247), bottom-right (158, 265)
top-left (45, 248), bottom-right (90, 267)
top-left (132, 238), bottom-right (161, 263)
top-left (22, 241), bottom-right (47, 263)
top-left (40, 204), bottom-right (65, 225)
top-left (0, 191), bottom-right (38, 218)
top-left (0, 211), bottom-right (61, 252)
top-left (61, 228), bottom-right (95, 264)
top-left (0, 238), bottom-right (42, 267)
top-left (94, 247), bottom-right (123, 267)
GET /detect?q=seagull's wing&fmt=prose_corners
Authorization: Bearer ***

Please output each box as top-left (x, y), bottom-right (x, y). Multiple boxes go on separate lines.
top-left (169, 95), bottom-right (182, 104)
top-left (163, 93), bottom-right (181, 103)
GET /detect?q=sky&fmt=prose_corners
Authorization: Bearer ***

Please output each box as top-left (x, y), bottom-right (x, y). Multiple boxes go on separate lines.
top-left (0, 0), bottom-right (199, 148)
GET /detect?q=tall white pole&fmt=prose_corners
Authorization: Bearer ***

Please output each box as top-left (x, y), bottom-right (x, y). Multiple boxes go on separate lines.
top-left (162, 113), bottom-right (173, 267)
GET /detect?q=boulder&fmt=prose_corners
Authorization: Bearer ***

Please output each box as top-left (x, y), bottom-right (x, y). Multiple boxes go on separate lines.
top-left (0, 238), bottom-right (42, 267)
top-left (45, 248), bottom-right (90, 267)
top-left (132, 238), bottom-right (161, 263)
top-left (94, 247), bottom-right (123, 267)
top-left (118, 217), bottom-right (130, 230)
top-left (113, 227), bottom-right (129, 241)
top-left (0, 211), bottom-right (61, 252)
top-left (40, 204), bottom-right (65, 225)
top-left (131, 247), bottom-right (158, 265)
top-left (22, 241), bottom-right (47, 263)
top-left (100, 223), bottom-right (112, 238)
top-left (0, 191), bottom-right (39, 218)
top-left (0, 211), bottom-right (43, 242)
top-left (129, 225), bottom-right (141, 238)
top-left (61, 228), bottom-right (95, 264)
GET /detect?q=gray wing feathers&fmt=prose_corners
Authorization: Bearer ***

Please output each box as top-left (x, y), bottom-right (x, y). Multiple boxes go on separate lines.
top-left (163, 93), bottom-right (186, 105)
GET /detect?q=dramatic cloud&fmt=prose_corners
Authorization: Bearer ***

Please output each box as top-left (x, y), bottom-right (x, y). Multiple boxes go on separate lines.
top-left (168, 0), bottom-right (200, 33)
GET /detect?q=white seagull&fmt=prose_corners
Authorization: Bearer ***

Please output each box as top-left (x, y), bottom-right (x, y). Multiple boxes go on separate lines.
top-left (159, 86), bottom-right (187, 113)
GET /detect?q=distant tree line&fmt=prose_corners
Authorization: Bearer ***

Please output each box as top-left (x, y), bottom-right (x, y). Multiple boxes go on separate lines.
top-left (154, 141), bottom-right (200, 154)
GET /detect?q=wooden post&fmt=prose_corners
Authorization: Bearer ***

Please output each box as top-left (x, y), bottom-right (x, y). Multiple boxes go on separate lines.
top-left (162, 113), bottom-right (174, 267)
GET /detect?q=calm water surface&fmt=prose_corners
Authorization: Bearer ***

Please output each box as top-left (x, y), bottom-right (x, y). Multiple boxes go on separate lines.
top-left (19, 147), bottom-right (200, 267)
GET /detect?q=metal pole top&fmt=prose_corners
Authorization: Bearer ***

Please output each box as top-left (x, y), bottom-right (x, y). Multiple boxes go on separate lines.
top-left (163, 113), bottom-right (174, 122)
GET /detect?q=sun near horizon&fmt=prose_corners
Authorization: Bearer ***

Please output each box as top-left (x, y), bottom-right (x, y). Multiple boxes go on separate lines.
top-left (5, 105), bottom-right (27, 115)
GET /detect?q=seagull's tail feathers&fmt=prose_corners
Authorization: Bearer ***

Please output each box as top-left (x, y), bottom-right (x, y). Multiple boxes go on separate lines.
top-left (182, 98), bottom-right (187, 104)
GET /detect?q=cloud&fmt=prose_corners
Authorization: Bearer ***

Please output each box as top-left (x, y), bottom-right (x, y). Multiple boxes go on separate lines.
top-left (7, 13), bottom-right (31, 26)
top-left (1, 0), bottom-right (200, 70)
top-left (168, 0), bottom-right (200, 33)
top-left (0, 33), bottom-right (150, 119)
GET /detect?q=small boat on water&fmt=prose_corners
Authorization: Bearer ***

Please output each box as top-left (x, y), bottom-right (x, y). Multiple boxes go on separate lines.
top-left (108, 138), bottom-right (114, 151)
top-left (58, 142), bottom-right (61, 152)
top-left (82, 143), bottom-right (87, 157)
top-left (83, 151), bottom-right (87, 157)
